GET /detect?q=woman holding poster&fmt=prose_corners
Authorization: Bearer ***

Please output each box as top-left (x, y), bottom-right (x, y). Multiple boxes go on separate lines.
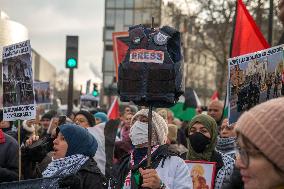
top-left (186, 114), bottom-right (235, 189)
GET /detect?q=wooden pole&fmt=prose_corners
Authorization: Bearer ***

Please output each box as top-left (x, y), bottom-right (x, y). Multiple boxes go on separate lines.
top-left (146, 17), bottom-right (155, 168)
top-left (18, 120), bottom-right (21, 181)
top-left (146, 106), bottom-right (153, 167)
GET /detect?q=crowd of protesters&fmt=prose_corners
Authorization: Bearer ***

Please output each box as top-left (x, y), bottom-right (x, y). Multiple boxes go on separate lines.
top-left (0, 97), bottom-right (283, 189)
top-left (1, 1), bottom-right (284, 188)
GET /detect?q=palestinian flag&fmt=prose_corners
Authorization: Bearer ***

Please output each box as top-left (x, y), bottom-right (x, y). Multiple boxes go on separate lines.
top-left (112, 32), bottom-right (130, 80)
top-left (107, 96), bottom-right (120, 120)
top-left (170, 87), bottom-right (201, 121)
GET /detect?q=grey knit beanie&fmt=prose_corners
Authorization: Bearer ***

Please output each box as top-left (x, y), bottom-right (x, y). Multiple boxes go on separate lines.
top-left (235, 97), bottom-right (284, 172)
top-left (131, 109), bottom-right (168, 145)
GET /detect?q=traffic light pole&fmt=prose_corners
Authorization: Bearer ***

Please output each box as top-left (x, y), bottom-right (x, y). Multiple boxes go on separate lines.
top-left (67, 68), bottom-right (74, 116)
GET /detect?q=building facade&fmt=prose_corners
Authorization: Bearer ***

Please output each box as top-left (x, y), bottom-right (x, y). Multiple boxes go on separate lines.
top-left (161, 2), bottom-right (217, 105)
top-left (0, 10), bottom-right (28, 60)
top-left (0, 11), bottom-right (57, 107)
top-left (32, 49), bottom-right (56, 87)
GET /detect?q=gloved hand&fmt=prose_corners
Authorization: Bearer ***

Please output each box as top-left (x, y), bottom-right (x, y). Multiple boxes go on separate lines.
top-left (58, 174), bottom-right (81, 189)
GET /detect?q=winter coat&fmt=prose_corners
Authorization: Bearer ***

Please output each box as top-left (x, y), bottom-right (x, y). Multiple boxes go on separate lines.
top-left (22, 150), bottom-right (52, 179)
top-left (212, 150), bottom-right (235, 189)
top-left (0, 133), bottom-right (19, 183)
top-left (113, 145), bottom-right (192, 189)
top-left (222, 166), bottom-right (244, 189)
top-left (56, 158), bottom-right (107, 189)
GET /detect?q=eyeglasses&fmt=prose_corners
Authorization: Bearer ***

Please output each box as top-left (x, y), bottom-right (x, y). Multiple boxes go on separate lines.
top-left (235, 145), bottom-right (263, 168)
top-left (235, 146), bottom-right (249, 168)
top-left (75, 118), bottom-right (88, 123)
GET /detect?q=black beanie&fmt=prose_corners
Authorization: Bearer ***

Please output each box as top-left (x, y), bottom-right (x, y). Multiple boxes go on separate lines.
top-left (41, 113), bottom-right (53, 121)
top-left (75, 110), bottom-right (95, 127)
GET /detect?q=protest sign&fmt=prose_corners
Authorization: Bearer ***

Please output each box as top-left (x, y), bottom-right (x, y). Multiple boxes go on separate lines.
top-left (185, 160), bottom-right (216, 189)
top-left (2, 40), bottom-right (36, 121)
top-left (228, 45), bottom-right (284, 124)
top-left (34, 82), bottom-right (51, 104)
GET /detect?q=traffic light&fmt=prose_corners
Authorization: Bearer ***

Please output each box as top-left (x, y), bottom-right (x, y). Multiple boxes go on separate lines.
top-left (66, 36), bottom-right (78, 68)
top-left (92, 83), bottom-right (99, 97)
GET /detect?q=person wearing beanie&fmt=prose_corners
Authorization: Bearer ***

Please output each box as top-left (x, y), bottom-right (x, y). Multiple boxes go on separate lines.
top-left (42, 124), bottom-right (106, 189)
top-left (74, 110), bottom-right (95, 128)
top-left (235, 98), bottom-right (284, 189)
top-left (40, 113), bottom-right (53, 129)
top-left (38, 113), bottom-right (54, 138)
top-left (94, 112), bottom-right (108, 125)
top-left (186, 114), bottom-right (235, 189)
top-left (113, 109), bottom-right (191, 189)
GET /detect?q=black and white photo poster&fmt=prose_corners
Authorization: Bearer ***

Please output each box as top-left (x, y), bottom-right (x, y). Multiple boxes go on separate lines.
top-left (2, 40), bottom-right (36, 121)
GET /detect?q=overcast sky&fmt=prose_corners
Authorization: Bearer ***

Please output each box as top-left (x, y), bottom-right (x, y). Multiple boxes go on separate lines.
top-left (2, 0), bottom-right (105, 89)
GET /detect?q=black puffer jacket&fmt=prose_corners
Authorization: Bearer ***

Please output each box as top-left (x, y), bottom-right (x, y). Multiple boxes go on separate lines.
top-left (58, 158), bottom-right (108, 189)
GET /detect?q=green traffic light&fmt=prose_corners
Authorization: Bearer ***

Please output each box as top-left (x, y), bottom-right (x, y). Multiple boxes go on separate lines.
top-left (92, 90), bottom-right (99, 97)
top-left (67, 58), bottom-right (77, 68)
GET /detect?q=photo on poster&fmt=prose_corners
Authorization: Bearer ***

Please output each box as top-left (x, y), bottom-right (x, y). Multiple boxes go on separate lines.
top-left (2, 40), bottom-right (35, 121)
top-left (185, 160), bottom-right (216, 189)
top-left (228, 45), bottom-right (284, 124)
top-left (34, 82), bottom-right (51, 104)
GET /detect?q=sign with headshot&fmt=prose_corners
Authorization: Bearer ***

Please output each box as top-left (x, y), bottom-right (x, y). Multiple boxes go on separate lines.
top-left (228, 45), bottom-right (284, 124)
top-left (2, 40), bottom-right (36, 121)
top-left (34, 82), bottom-right (51, 104)
top-left (185, 160), bottom-right (216, 189)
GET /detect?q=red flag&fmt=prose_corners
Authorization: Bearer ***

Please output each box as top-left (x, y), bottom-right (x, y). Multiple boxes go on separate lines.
top-left (107, 97), bottom-right (120, 120)
top-left (231, 0), bottom-right (270, 57)
top-left (0, 129), bottom-right (5, 144)
top-left (211, 91), bottom-right (219, 101)
top-left (112, 32), bottom-right (129, 80)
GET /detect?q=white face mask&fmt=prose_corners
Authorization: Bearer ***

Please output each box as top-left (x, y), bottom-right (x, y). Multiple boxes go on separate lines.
top-left (129, 121), bottom-right (148, 146)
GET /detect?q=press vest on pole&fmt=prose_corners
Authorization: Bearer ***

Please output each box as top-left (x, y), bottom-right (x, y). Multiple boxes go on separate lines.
top-left (118, 25), bottom-right (184, 107)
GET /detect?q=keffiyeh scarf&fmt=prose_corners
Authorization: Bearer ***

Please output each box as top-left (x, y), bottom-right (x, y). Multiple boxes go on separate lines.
top-left (216, 136), bottom-right (236, 159)
top-left (42, 154), bottom-right (89, 189)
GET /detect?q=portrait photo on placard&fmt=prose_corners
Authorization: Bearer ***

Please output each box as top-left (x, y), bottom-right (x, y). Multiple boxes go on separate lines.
top-left (185, 160), bottom-right (216, 189)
